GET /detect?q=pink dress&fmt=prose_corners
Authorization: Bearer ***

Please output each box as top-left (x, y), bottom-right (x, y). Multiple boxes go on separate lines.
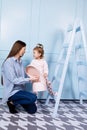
top-left (29, 59), bottom-right (48, 92)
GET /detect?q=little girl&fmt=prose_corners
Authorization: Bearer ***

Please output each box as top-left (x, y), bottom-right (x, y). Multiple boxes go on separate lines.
top-left (29, 44), bottom-right (48, 96)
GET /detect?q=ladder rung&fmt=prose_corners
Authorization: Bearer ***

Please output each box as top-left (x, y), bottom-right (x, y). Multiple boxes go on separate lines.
top-left (63, 44), bottom-right (69, 48)
top-left (52, 77), bottom-right (60, 83)
top-left (57, 61), bottom-right (64, 64)
top-left (80, 92), bottom-right (87, 97)
top-left (76, 26), bottom-right (80, 32)
top-left (77, 61), bottom-right (87, 66)
top-left (67, 25), bottom-right (73, 32)
top-left (58, 60), bottom-right (72, 64)
top-left (78, 76), bottom-right (87, 81)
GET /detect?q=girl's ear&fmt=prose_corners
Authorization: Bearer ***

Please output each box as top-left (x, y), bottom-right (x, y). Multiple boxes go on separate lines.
top-left (39, 53), bottom-right (42, 58)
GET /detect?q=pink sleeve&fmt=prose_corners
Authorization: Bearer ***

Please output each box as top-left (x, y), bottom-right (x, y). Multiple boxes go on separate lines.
top-left (43, 60), bottom-right (48, 74)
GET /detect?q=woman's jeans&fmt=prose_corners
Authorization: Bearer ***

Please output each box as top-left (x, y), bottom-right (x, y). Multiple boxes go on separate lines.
top-left (8, 90), bottom-right (37, 114)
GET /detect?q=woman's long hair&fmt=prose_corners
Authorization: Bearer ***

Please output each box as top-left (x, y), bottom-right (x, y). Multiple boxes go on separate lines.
top-left (1, 40), bottom-right (26, 85)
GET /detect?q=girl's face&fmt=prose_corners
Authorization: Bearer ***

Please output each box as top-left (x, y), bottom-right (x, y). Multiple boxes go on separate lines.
top-left (33, 50), bottom-right (41, 59)
top-left (19, 47), bottom-right (26, 57)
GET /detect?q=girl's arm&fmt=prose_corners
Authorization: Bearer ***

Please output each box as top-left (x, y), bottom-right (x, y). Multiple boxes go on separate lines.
top-left (43, 60), bottom-right (48, 78)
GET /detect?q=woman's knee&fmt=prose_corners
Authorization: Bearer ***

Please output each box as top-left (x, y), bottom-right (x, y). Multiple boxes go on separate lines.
top-left (22, 103), bottom-right (37, 114)
top-left (31, 94), bottom-right (37, 103)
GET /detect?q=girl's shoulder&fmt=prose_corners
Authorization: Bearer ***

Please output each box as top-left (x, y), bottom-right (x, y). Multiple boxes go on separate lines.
top-left (31, 58), bottom-right (47, 64)
top-left (31, 59), bottom-right (37, 63)
top-left (40, 59), bottom-right (48, 66)
top-left (42, 58), bottom-right (47, 62)
top-left (32, 58), bottom-right (44, 61)
top-left (39, 58), bottom-right (46, 62)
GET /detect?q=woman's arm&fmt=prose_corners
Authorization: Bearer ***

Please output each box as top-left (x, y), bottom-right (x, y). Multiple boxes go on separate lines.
top-left (3, 60), bottom-right (29, 85)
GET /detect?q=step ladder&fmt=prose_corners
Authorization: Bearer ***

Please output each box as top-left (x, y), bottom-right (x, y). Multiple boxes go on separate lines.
top-left (45, 24), bottom-right (74, 105)
top-left (46, 19), bottom-right (87, 117)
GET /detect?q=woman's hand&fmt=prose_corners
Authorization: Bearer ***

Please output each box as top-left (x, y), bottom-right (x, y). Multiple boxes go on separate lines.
top-left (29, 76), bottom-right (39, 82)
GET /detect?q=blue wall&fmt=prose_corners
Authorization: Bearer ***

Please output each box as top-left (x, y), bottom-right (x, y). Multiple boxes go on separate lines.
top-left (0, 0), bottom-right (87, 99)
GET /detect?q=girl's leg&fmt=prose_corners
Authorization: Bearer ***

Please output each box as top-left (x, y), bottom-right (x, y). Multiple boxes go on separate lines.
top-left (34, 92), bottom-right (38, 96)
top-left (33, 92), bottom-right (38, 104)
top-left (39, 91), bottom-right (44, 99)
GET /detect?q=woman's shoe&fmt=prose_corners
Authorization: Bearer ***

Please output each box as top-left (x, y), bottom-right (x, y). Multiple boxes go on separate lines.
top-left (7, 101), bottom-right (18, 114)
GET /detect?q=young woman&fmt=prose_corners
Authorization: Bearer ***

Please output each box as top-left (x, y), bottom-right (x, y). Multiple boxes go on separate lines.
top-left (1, 40), bottom-right (38, 114)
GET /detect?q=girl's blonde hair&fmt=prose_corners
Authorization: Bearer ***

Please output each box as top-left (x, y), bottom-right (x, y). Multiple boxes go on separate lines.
top-left (33, 43), bottom-right (44, 59)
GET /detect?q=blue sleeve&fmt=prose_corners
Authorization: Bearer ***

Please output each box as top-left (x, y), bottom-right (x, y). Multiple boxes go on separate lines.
top-left (3, 60), bottom-right (30, 85)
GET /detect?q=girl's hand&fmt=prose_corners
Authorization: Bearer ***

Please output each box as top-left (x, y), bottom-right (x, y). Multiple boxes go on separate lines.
top-left (44, 73), bottom-right (48, 79)
top-left (29, 76), bottom-right (39, 82)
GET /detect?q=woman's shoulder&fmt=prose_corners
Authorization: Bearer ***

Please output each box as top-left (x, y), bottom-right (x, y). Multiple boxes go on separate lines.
top-left (4, 57), bottom-right (14, 65)
top-left (6, 57), bottom-right (13, 62)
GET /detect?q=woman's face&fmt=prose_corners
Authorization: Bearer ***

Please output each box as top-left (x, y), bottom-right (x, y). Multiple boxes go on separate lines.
top-left (19, 47), bottom-right (26, 57)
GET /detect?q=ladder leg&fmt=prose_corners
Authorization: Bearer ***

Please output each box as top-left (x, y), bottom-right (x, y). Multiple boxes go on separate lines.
top-left (45, 94), bottom-right (50, 105)
top-left (52, 20), bottom-right (77, 117)
top-left (78, 21), bottom-right (87, 104)
top-left (80, 96), bottom-right (83, 104)
top-left (80, 21), bottom-right (87, 62)
top-left (53, 49), bottom-right (64, 79)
